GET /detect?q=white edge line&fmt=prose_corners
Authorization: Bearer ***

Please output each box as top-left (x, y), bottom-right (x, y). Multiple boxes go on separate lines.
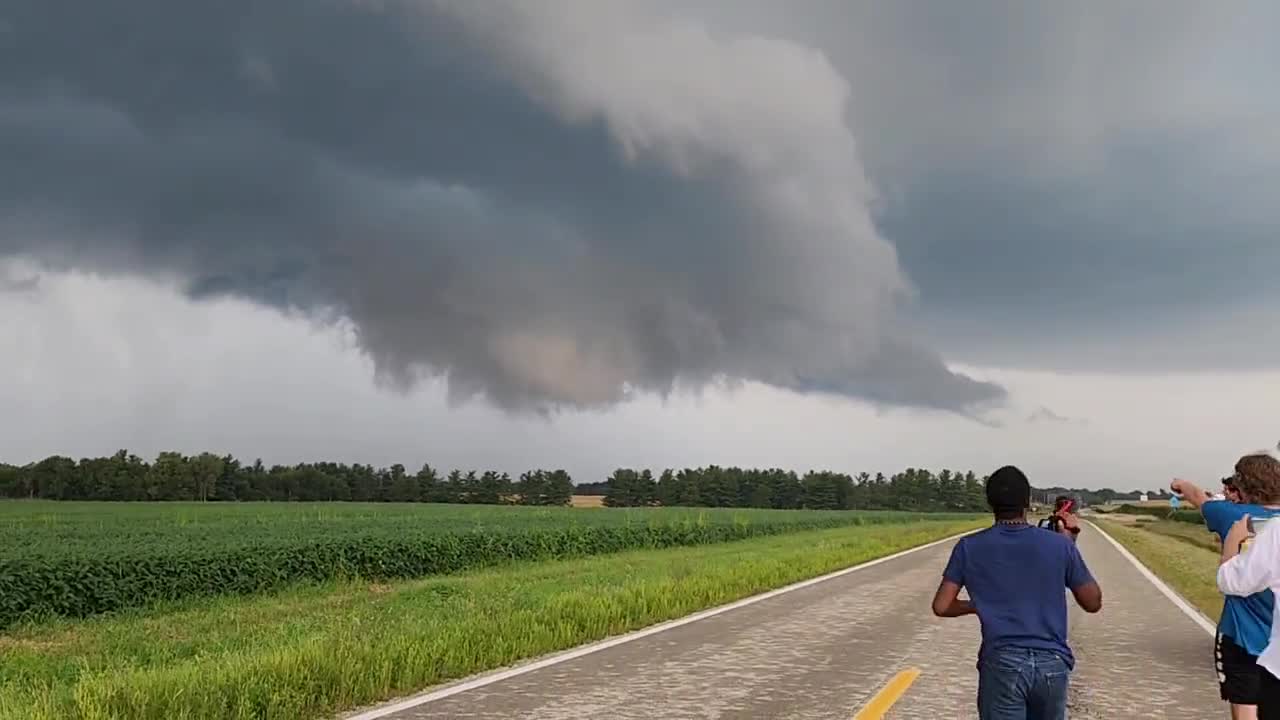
top-left (344, 525), bottom-right (980, 720)
top-left (1086, 519), bottom-right (1217, 637)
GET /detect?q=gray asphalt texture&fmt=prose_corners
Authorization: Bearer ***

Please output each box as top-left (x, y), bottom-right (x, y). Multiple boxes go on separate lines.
top-left (361, 525), bottom-right (1224, 719)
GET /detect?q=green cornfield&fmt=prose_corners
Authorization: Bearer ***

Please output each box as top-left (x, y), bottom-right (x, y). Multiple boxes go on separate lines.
top-left (0, 502), bottom-right (975, 627)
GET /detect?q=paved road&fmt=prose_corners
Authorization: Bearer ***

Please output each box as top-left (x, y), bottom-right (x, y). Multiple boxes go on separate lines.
top-left (357, 525), bottom-right (1223, 719)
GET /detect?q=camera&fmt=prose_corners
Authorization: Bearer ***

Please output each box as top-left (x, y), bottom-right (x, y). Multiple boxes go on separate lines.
top-left (1038, 496), bottom-right (1077, 534)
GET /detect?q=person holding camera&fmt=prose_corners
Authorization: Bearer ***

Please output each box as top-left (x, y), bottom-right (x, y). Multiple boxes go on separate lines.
top-left (1038, 495), bottom-right (1081, 538)
top-left (1175, 451), bottom-right (1280, 720)
top-left (932, 466), bottom-right (1102, 720)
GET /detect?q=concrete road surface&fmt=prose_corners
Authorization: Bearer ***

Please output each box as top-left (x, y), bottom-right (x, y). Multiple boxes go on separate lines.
top-left (351, 524), bottom-right (1223, 719)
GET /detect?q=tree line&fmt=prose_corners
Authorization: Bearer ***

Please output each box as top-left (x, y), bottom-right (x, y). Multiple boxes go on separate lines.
top-left (603, 467), bottom-right (993, 511)
top-left (0, 451), bottom-right (1146, 511)
top-left (1031, 485), bottom-right (1164, 507)
top-left (606, 472), bottom-right (1149, 511)
top-left (0, 451), bottom-right (572, 505)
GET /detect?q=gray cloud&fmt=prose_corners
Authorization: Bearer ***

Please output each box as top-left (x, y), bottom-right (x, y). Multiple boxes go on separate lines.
top-left (881, 133), bottom-right (1280, 371)
top-left (0, 0), bottom-right (1003, 413)
top-left (737, 1), bottom-right (1280, 371)
top-left (10, 0), bottom-right (1275, 417)
top-left (618, 1), bottom-right (1280, 372)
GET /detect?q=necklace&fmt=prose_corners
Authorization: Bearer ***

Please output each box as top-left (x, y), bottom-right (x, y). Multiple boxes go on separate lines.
top-left (995, 518), bottom-right (1029, 526)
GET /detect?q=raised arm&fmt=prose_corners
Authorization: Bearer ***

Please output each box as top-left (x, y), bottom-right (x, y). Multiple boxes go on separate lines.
top-left (1170, 478), bottom-right (1210, 509)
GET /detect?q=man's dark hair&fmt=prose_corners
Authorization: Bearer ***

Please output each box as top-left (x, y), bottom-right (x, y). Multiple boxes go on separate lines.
top-left (1053, 495), bottom-right (1072, 512)
top-left (986, 465), bottom-right (1031, 519)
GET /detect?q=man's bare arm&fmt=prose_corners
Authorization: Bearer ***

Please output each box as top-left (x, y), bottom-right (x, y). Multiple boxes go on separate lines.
top-left (1070, 581), bottom-right (1103, 613)
top-left (932, 579), bottom-right (976, 618)
top-left (1220, 515), bottom-right (1248, 567)
top-left (1170, 478), bottom-right (1210, 508)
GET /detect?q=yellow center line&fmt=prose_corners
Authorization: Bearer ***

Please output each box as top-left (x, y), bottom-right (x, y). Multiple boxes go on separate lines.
top-left (852, 667), bottom-right (922, 720)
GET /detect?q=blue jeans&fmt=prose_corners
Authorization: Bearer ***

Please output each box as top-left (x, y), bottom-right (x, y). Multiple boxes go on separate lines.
top-left (978, 647), bottom-right (1070, 720)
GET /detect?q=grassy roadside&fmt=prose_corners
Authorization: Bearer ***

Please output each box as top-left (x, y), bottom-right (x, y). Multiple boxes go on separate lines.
top-left (0, 518), bottom-right (982, 720)
top-left (1093, 518), bottom-right (1222, 621)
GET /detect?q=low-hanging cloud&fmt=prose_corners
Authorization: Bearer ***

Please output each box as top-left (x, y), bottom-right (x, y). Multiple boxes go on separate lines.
top-left (0, 0), bottom-right (1003, 412)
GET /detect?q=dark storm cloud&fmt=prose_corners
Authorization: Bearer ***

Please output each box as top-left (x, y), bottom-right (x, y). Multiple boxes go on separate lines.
top-left (0, 0), bottom-right (1003, 412)
top-left (779, 2), bottom-right (1280, 370)
top-left (880, 128), bottom-right (1280, 371)
top-left (656, 1), bottom-right (1280, 371)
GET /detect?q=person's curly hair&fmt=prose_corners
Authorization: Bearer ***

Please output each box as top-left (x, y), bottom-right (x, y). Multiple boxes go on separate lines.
top-left (1232, 452), bottom-right (1280, 505)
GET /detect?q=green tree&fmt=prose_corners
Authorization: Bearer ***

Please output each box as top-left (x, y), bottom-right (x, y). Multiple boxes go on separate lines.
top-left (768, 469), bottom-right (802, 509)
top-left (0, 463), bottom-right (27, 498)
top-left (385, 464), bottom-right (418, 503)
top-left (801, 471), bottom-right (852, 510)
top-left (605, 469), bottom-right (657, 507)
top-left (516, 469), bottom-right (573, 506)
top-left (416, 464), bottom-right (442, 502)
top-left (112, 450), bottom-right (149, 501)
top-left (674, 468), bottom-right (703, 506)
top-left (30, 456), bottom-right (77, 500)
top-left (697, 466), bottom-right (739, 507)
top-left (746, 474), bottom-right (773, 508)
top-left (78, 456), bottom-right (113, 500)
top-left (246, 459), bottom-right (272, 501)
top-left (963, 471), bottom-right (985, 511)
top-left (191, 452), bottom-right (225, 502)
top-left (544, 469), bottom-right (573, 506)
top-left (516, 470), bottom-right (546, 505)
top-left (148, 452), bottom-right (194, 500)
top-left (348, 464), bottom-right (380, 502)
top-left (440, 469), bottom-right (466, 504)
top-left (467, 471), bottom-right (509, 505)
top-left (212, 455), bottom-right (247, 502)
top-left (656, 469), bottom-right (682, 506)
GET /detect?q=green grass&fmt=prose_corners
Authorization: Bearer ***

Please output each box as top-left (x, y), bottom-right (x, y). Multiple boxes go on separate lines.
top-left (1111, 503), bottom-right (1202, 524)
top-left (0, 518), bottom-right (982, 720)
top-left (1094, 519), bottom-right (1223, 621)
top-left (1137, 517), bottom-right (1221, 553)
top-left (1, 502), bottom-right (975, 627)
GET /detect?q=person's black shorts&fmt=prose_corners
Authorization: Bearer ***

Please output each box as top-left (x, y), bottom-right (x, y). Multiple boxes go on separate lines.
top-left (1258, 665), bottom-right (1280, 720)
top-left (1218, 632), bottom-right (1263, 704)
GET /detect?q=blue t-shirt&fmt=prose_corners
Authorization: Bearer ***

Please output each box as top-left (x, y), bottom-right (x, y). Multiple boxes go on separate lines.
top-left (943, 524), bottom-right (1095, 669)
top-left (1202, 500), bottom-right (1280, 656)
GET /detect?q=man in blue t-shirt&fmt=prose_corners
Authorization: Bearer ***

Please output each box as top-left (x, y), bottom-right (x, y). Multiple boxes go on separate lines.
top-left (1174, 460), bottom-right (1280, 719)
top-left (933, 465), bottom-right (1103, 720)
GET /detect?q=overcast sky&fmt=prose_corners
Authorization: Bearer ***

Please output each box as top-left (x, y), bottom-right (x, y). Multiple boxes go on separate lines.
top-left (1, 1), bottom-right (1277, 490)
